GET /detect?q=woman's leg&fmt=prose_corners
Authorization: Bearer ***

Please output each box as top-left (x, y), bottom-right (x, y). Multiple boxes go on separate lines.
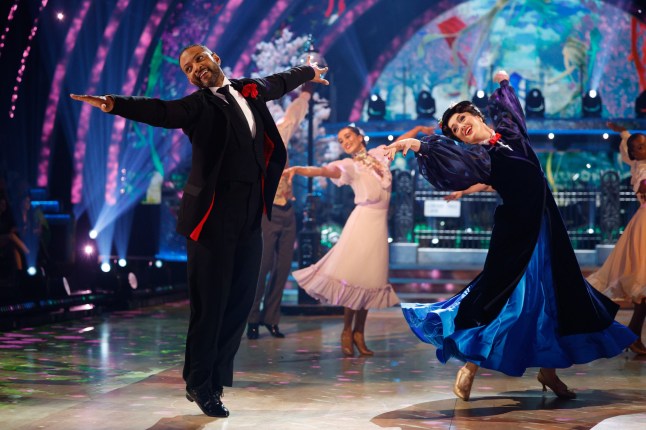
top-left (341, 307), bottom-right (355, 356)
top-left (627, 299), bottom-right (646, 354)
top-left (537, 368), bottom-right (576, 399)
top-left (628, 299), bottom-right (646, 339)
top-left (352, 309), bottom-right (373, 355)
top-left (453, 362), bottom-right (479, 401)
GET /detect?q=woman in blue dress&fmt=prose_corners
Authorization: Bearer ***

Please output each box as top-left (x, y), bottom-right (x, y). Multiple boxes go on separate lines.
top-left (383, 71), bottom-right (635, 401)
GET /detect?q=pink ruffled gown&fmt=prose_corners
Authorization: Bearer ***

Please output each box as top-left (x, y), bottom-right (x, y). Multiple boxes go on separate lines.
top-left (292, 147), bottom-right (400, 310)
top-left (587, 130), bottom-right (646, 303)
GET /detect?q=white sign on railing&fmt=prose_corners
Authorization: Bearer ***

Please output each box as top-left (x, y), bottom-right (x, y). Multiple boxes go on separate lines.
top-left (424, 199), bottom-right (461, 218)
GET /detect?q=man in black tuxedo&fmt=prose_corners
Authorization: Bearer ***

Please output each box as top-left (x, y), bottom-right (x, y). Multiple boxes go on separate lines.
top-left (71, 44), bottom-right (328, 417)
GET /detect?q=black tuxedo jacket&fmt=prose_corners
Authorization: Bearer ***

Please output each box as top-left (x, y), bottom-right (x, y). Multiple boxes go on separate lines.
top-left (109, 65), bottom-right (314, 241)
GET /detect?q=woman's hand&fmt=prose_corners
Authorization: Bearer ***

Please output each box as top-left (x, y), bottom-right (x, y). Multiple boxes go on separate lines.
top-left (282, 167), bottom-right (298, 184)
top-left (383, 138), bottom-right (421, 161)
top-left (493, 70), bottom-right (509, 84)
top-left (607, 121), bottom-right (627, 134)
top-left (443, 191), bottom-right (464, 201)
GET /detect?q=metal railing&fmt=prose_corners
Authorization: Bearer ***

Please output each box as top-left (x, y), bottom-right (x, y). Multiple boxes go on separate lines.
top-left (412, 189), bottom-right (640, 250)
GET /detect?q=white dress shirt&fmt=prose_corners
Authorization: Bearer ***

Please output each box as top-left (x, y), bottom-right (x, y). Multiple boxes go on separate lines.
top-left (210, 77), bottom-right (256, 138)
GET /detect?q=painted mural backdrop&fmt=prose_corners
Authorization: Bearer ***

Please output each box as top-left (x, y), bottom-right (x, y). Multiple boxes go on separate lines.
top-left (369, 0), bottom-right (644, 120)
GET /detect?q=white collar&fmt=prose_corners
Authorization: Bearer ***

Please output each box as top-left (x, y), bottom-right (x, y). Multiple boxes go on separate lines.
top-left (210, 77), bottom-right (232, 94)
top-left (476, 129), bottom-right (497, 146)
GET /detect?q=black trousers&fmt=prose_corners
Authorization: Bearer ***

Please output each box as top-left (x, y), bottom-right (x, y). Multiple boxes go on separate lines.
top-left (183, 180), bottom-right (263, 390)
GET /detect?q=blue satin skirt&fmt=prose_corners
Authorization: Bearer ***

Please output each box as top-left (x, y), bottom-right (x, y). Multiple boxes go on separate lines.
top-left (402, 216), bottom-right (636, 377)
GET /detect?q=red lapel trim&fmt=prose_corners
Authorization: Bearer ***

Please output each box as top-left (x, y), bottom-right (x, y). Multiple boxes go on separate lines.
top-left (263, 132), bottom-right (275, 169)
top-left (262, 132), bottom-right (276, 215)
top-left (189, 192), bottom-right (215, 241)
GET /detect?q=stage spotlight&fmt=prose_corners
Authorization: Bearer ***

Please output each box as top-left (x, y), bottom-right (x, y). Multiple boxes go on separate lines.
top-left (100, 262), bottom-right (111, 273)
top-left (45, 276), bottom-right (72, 299)
top-left (83, 244), bottom-right (94, 256)
top-left (89, 229), bottom-right (98, 239)
top-left (635, 90), bottom-right (646, 118)
top-left (603, 133), bottom-right (609, 139)
top-left (154, 259), bottom-right (163, 268)
top-left (27, 266), bottom-right (37, 276)
top-left (118, 258), bottom-right (127, 267)
top-left (56, 12), bottom-right (64, 21)
top-left (548, 133), bottom-right (555, 140)
top-left (416, 90), bottom-right (436, 119)
top-left (127, 272), bottom-right (138, 289)
top-left (367, 94), bottom-right (386, 121)
top-left (525, 88), bottom-right (545, 118)
top-left (63, 277), bottom-right (71, 295)
top-left (582, 89), bottom-right (602, 118)
top-left (471, 90), bottom-right (488, 115)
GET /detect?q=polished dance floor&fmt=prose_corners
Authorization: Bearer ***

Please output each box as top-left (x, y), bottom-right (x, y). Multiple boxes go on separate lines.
top-left (1, 301), bottom-right (645, 429)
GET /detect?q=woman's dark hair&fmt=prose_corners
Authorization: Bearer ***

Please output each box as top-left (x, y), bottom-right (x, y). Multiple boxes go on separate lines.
top-left (440, 101), bottom-right (485, 141)
top-left (626, 133), bottom-right (644, 160)
top-left (339, 125), bottom-right (366, 146)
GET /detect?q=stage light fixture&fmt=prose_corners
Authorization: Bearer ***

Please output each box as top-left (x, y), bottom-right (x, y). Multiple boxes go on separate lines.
top-left (27, 266), bottom-right (37, 276)
top-left (118, 258), bottom-right (127, 267)
top-left (525, 88), bottom-right (545, 118)
top-left (603, 133), bottom-right (609, 139)
top-left (367, 94), bottom-right (386, 121)
top-left (63, 277), bottom-right (71, 295)
top-left (548, 133), bottom-right (555, 140)
top-left (582, 89), bottom-right (602, 118)
top-left (89, 229), bottom-right (98, 239)
top-left (416, 90), bottom-right (436, 119)
top-left (471, 90), bottom-right (488, 116)
top-left (635, 90), bottom-right (646, 118)
top-left (154, 259), bottom-right (163, 268)
top-left (83, 244), bottom-right (94, 256)
top-left (127, 272), bottom-right (138, 289)
top-left (100, 262), bottom-right (111, 273)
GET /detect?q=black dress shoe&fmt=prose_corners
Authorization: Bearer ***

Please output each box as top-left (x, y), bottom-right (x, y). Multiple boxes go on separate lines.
top-left (264, 324), bottom-right (285, 338)
top-left (186, 386), bottom-right (229, 417)
top-left (247, 323), bottom-right (259, 340)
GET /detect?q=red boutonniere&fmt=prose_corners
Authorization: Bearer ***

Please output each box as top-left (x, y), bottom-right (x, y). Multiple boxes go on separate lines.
top-left (241, 83), bottom-right (259, 99)
top-left (488, 132), bottom-right (502, 145)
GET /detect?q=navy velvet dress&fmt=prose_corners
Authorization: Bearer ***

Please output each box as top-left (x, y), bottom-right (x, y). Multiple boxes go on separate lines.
top-left (402, 80), bottom-right (635, 376)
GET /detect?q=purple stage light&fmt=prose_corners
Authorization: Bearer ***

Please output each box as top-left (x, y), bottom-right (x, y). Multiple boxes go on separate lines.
top-left (204, 0), bottom-right (244, 50)
top-left (232, 0), bottom-right (290, 77)
top-left (37, 0), bottom-right (92, 187)
top-left (70, 0), bottom-right (131, 205)
top-left (104, 0), bottom-right (171, 205)
top-left (0, 0), bottom-right (19, 58)
top-left (9, 0), bottom-right (49, 119)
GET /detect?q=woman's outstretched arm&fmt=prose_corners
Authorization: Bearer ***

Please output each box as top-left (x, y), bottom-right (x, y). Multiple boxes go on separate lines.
top-left (284, 165), bottom-right (342, 184)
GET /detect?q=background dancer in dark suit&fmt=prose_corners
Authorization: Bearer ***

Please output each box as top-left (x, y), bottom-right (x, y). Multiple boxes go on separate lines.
top-left (247, 84), bottom-right (313, 340)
